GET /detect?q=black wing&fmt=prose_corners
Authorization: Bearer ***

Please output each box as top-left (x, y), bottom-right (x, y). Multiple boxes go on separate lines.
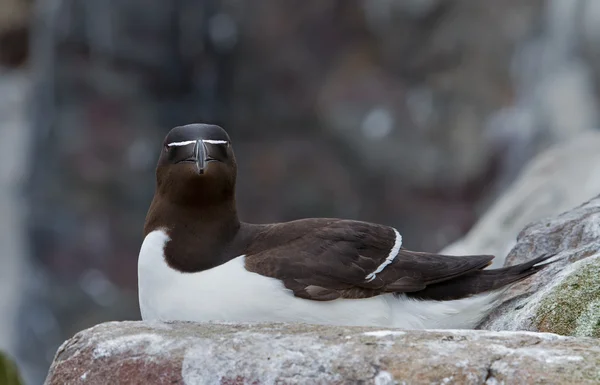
top-left (243, 219), bottom-right (519, 301)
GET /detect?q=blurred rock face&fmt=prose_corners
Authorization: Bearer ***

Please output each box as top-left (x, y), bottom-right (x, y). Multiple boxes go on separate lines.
top-left (0, 0), bottom-right (29, 67)
top-left (0, 71), bottom-right (28, 365)
top-left (231, 0), bottom-right (547, 247)
top-left (9, 0), bottom-right (600, 383)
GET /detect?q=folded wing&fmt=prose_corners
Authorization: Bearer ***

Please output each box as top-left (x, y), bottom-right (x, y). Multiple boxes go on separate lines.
top-left (243, 219), bottom-right (543, 301)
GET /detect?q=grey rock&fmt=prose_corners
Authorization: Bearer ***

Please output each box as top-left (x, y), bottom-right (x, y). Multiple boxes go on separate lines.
top-left (44, 321), bottom-right (600, 385)
top-left (439, 132), bottom-right (600, 336)
top-left (478, 195), bottom-right (600, 337)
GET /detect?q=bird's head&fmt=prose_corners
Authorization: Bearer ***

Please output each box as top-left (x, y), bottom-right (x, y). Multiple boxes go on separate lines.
top-left (155, 123), bottom-right (237, 206)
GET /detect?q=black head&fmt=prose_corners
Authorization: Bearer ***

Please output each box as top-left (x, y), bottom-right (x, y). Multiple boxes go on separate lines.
top-left (155, 124), bottom-right (237, 206)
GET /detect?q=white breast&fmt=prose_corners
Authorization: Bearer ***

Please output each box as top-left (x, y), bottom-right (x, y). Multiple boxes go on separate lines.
top-left (138, 230), bottom-right (499, 329)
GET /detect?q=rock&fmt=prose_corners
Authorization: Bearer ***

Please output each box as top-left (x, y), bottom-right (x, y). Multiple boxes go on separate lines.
top-left (437, 131), bottom-right (600, 337)
top-left (478, 194), bottom-right (600, 337)
top-left (44, 321), bottom-right (600, 385)
top-left (441, 131), bottom-right (600, 268)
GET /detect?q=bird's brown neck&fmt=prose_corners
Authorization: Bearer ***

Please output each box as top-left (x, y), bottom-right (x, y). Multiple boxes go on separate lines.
top-left (144, 192), bottom-right (245, 272)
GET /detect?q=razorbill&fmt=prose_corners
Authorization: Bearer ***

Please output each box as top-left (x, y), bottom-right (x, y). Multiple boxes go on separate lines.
top-left (138, 123), bottom-right (553, 329)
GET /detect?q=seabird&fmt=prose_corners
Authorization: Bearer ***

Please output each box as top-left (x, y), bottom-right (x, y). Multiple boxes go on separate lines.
top-left (138, 123), bottom-right (552, 329)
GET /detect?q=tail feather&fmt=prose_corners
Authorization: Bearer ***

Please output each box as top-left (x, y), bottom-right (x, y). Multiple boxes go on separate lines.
top-left (406, 253), bottom-right (557, 301)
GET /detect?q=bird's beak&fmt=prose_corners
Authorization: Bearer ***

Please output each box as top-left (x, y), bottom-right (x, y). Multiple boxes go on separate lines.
top-left (194, 140), bottom-right (207, 174)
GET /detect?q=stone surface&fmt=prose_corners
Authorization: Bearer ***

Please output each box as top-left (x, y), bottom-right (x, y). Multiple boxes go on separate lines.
top-left (478, 194), bottom-right (600, 337)
top-left (44, 321), bottom-right (600, 385)
top-left (437, 131), bottom-right (600, 338)
top-left (442, 131), bottom-right (600, 268)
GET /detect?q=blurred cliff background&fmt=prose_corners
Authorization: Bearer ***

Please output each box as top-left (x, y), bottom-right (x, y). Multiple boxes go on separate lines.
top-left (1, 0), bottom-right (600, 383)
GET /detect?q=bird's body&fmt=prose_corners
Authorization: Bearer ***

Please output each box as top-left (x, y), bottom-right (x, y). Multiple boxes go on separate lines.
top-left (138, 123), bottom-right (553, 330)
top-left (138, 228), bottom-right (499, 329)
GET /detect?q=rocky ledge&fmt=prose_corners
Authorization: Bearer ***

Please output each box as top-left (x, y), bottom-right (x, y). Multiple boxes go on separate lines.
top-left (44, 321), bottom-right (600, 385)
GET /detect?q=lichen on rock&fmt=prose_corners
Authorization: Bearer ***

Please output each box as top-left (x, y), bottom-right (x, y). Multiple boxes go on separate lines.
top-left (534, 257), bottom-right (600, 338)
top-left (0, 352), bottom-right (24, 385)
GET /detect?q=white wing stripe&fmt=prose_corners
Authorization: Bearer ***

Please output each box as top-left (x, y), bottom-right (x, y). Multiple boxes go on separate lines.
top-left (365, 228), bottom-right (403, 282)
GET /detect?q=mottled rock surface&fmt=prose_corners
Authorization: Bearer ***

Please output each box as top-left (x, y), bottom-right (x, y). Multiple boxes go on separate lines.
top-left (478, 195), bottom-right (600, 337)
top-left (44, 321), bottom-right (600, 385)
top-left (438, 133), bottom-right (600, 336)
